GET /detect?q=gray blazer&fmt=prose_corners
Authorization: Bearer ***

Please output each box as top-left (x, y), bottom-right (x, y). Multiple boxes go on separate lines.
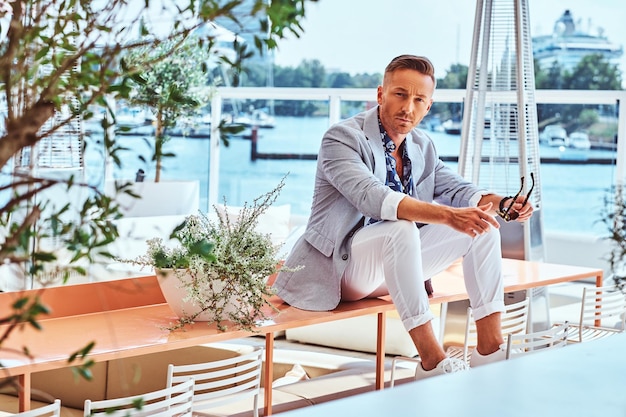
top-left (273, 106), bottom-right (483, 311)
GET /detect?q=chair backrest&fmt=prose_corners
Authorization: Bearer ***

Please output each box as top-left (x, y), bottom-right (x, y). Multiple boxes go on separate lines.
top-left (84, 377), bottom-right (194, 417)
top-left (12, 400), bottom-right (61, 417)
top-left (166, 346), bottom-right (263, 417)
top-left (504, 322), bottom-right (569, 359)
top-left (462, 297), bottom-right (530, 362)
top-left (579, 285), bottom-right (626, 330)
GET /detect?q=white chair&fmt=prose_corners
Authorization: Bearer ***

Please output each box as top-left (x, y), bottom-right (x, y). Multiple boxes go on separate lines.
top-left (11, 400), bottom-right (61, 417)
top-left (83, 377), bottom-right (194, 417)
top-left (504, 322), bottom-right (570, 359)
top-left (389, 356), bottom-right (423, 388)
top-left (446, 297), bottom-right (530, 364)
top-left (166, 346), bottom-right (263, 417)
top-left (563, 285), bottom-right (626, 343)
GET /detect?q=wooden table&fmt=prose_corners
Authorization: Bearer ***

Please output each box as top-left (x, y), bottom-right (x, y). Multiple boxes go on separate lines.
top-left (0, 259), bottom-right (603, 415)
top-left (275, 332), bottom-right (626, 417)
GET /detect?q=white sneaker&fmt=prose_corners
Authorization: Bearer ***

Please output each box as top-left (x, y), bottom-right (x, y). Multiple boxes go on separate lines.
top-left (414, 357), bottom-right (468, 380)
top-left (470, 347), bottom-right (506, 367)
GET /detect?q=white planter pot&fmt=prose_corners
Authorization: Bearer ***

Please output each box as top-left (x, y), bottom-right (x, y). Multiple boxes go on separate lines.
top-left (156, 268), bottom-right (240, 322)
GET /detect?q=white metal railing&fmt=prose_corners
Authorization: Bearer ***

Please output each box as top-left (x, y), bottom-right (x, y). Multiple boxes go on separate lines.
top-left (209, 87), bottom-right (626, 208)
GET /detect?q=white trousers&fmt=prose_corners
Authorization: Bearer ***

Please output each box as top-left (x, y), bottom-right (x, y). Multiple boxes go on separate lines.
top-left (342, 220), bottom-right (505, 332)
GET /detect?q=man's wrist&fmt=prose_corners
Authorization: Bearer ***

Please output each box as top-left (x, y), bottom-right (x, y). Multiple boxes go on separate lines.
top-left (471, 191), bottom-right (491, 207)
top-left (498, 196), bottom-right (514, 213)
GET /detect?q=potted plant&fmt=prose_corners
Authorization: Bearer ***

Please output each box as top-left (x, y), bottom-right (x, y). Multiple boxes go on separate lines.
top-left (107, 34), bottom-right (248, 217)
top-left (121, 178), bottom-right (291, 331)
top-left (121, 36), bottom-right (212, 183)
top-left (599, 185), bottom-right (626, 293)
top-left (103, 36), bottom-right (213, 218)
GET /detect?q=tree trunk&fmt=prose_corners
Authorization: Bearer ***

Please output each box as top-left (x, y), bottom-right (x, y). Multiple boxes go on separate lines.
top-left (0, 101), bottom-right (55, 170)
top-left (155, 109), bottom-right (163, 183)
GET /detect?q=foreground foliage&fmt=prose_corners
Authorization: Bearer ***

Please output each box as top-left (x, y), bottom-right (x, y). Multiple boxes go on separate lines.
top-left (0, 0), bottom-right (314, 381)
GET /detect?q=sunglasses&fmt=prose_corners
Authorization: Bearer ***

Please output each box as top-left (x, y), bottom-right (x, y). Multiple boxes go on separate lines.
top-left (496, 173), bottom-right (535, 222)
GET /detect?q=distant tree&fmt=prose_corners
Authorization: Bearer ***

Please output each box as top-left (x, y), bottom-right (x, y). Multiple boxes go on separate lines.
top-left (241, 62), bottom-right (268, 86)
top-left (274, 64), bottom-right (298, 87)
top-left (351, 72), bottom-right (382, 88)
top-left (535, 60), bottom-right (567, 89)
top-left (297, 59), bottom-right (326, 87)
top-left (272, 60), bottom-right (325, 115)
top-left (536, 54), bottom-right (622, 130)
top-left (578, 108), bottom-right (600, 126)
top-left (433, 63), bottom-right (468, 121)
top-left (224, 62), bottom-right (273, 115)
top-left (535, 60), bottom-right (567, 122)
top-left (253, 54), bottom-right (623, 135)
top-left (437, 63), bottom-right (469, 89)
top-left (328, 72), bottom-right (354, 88)
top-left (533, 60), bottom-right (547, 88)
top-left (274, 59), bottom-right (325, 88)
top-left (565, 54), bottom-right (622, 90)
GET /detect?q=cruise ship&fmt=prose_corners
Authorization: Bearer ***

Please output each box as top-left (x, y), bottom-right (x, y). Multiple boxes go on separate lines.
top-left (532, 9), bottom-right (623, 71)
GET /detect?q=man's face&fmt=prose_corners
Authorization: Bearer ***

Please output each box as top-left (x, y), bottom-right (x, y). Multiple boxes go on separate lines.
top-left (377, 68), bottom-right (434, 142)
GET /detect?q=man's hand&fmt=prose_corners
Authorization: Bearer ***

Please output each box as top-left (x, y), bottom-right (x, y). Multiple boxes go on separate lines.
top-left (506, 194), bottom-right (534, 222)
top-left (448, 202), bottom-right (500, 237)
top-left (481, 193), bottom-right (534, 223)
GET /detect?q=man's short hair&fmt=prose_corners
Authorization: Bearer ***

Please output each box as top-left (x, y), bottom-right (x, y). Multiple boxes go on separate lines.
top-left (384, 55), bottom-right (436, 86)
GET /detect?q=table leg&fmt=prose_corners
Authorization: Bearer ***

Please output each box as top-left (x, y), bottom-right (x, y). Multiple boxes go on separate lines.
top-left (376, 312), bottom-right (386, 390)
top-left (264, 333), bottom-right (275, 416)
top-left (527, 288), bottom-right (534, 332)
top-left (595, 271), bottom-right (604, 327)
top-left (18, 373), bottom-right (31, 412)
top-left (439, 302), bottom-right (448, 341)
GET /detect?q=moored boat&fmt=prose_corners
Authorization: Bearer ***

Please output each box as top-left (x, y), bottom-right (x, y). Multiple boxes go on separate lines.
top-left (233, 108), bottom-right (276, 128)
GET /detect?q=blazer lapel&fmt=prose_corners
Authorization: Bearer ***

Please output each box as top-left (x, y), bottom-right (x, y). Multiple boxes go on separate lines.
top-left (363, 108), bottom-right (386, 181)
top-left (406, 131), bottom-right (427, 197)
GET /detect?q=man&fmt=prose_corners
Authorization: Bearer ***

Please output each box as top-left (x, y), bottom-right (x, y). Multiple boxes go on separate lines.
top-left (273, 54), bottom-right (533, 377)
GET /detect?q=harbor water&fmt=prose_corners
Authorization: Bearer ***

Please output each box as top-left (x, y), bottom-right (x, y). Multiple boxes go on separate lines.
top-left (87, 115), bottom-right (619, 237)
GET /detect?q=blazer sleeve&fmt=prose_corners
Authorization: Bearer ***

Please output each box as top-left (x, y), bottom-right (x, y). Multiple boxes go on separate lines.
top-left (433, 160), bottom-right (486, 207)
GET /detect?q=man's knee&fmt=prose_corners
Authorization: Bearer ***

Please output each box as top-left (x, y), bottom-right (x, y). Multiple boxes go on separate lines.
top-left (386, 219), bottom-right (420, 239)
top-left (485, 226), bottom-right (501, 245)
top-left (470, 225), bottom-right (499, 241)
top-left (474, 226), bottom-right (502, 253)
top-left (374, 220), bottom-right (422, 255)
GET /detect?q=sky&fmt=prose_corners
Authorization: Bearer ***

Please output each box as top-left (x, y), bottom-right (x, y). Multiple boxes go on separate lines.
top-left (272, 0), bottom-right (626, 79)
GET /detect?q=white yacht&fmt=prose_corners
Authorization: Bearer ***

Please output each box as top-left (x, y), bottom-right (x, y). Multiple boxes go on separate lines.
top-left (532, 10), bottom-right (623, 71)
